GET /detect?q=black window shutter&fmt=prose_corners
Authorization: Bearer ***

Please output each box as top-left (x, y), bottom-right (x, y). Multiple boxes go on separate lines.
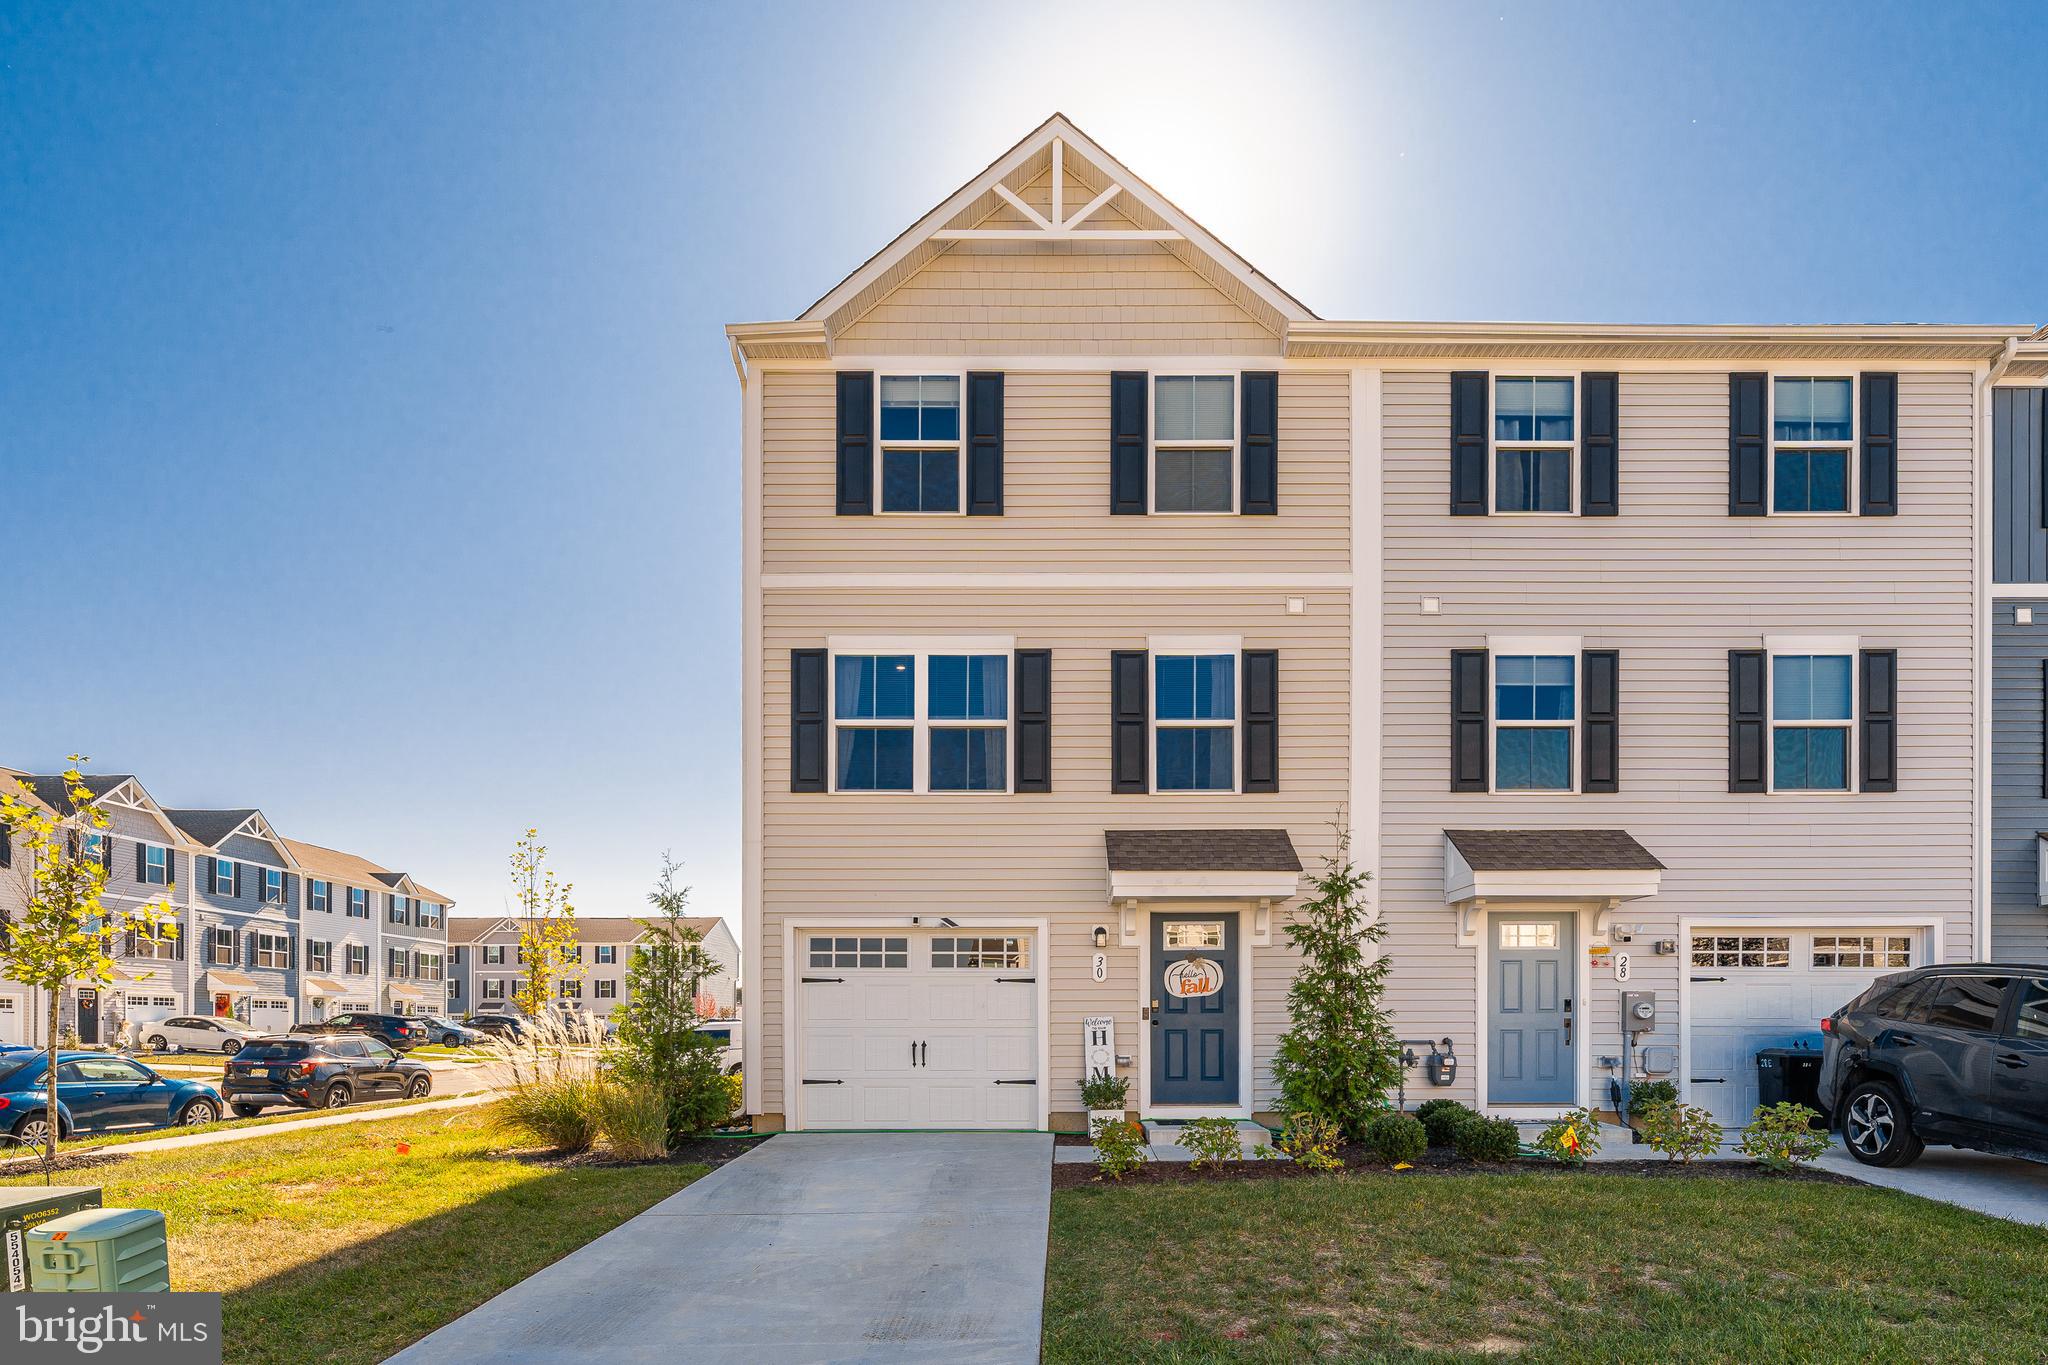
top-left (966, 371), bottom-right (1004, 515)
top-left (1242, 649), bottom-right (1279, 792)
top-left (1860, 373), bottom-right (1898, 516)
top-left (1241, 371), bottom-right (1278, 516)
top-left (1860, 648), bottom-right (1898, 792)
top-left (2, 825), bottom-right (12, 869)
top-left (789, 648), bottom-right (828, 793)
top-left (1580, 372), bottom-right (1619, 516)
top-left (1450, 372), bottom-right (1489, 515)
top-left (1450, 649), bottom-right (1489, 791)
top-left (1729, 373), bottom-right (1768, 516)
top-left (1110, 372), bottom-right (1148, 514)
top-left (1014, 649), bottom-right (1052, 793)
top-left (125, 929), bottom-right (136, 957)
top-left (1111, 650), bottom-right (1149, 793)
top-left (233, 861), bottom-right (243, 899)
top-left (135, 841), bottom-right (147, 882)
top-left (1729, 650), bottom-right (1768, 791)
top-left (835, 371), bottom-right (874, 516)
top-left (2042, 659), bottom-right (2048, 800)
top-left (1581, 650), bottom-right (1619, 792)
top-left (175, 929), bottom-right (185, 960)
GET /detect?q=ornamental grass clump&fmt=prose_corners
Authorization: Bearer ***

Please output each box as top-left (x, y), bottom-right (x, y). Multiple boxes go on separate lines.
top-left (592, 1078), bottom-right (671, 1161)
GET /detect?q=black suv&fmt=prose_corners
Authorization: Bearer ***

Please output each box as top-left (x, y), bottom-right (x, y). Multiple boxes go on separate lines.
top-left (1818, 964), bottom-right (2048, 1167)
top-left (290, 1012), bottom-right (430, 1051)
top-left (221, 1035), bottom-right (433, 1114)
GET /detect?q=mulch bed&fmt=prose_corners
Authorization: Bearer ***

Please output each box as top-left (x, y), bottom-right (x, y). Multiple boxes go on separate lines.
top-left (0, 1150), bottom-right (132, 1178)
top-left (1052, 1143), bottom-right (1855, 1190)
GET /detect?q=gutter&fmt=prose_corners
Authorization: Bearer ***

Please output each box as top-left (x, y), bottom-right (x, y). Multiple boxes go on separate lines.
top-left (1978, 335), bottom-right (2023, 962)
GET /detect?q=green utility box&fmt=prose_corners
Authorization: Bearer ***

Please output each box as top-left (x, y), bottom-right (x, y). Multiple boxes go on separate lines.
top-left (25, 1207), bottom-right (169, 1293)
top-left (1, 1186), bottom-right (103, 1292)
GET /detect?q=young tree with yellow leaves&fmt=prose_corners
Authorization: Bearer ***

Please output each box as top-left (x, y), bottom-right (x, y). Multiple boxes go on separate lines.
top-left (0, 760), bottom-right (178, 1162)
top-left (509, 828), bottom-right (581, 1019)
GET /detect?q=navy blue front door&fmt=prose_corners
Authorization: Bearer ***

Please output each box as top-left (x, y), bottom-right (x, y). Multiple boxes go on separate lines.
top-left (1152, 914), bottom-right (1239, 1105)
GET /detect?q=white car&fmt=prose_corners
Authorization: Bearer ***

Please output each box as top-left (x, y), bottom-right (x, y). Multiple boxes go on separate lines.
top-left (694, 1021), bottom-right (742, 1076)
top-left (141, 1015), bottom-right (268, 1055)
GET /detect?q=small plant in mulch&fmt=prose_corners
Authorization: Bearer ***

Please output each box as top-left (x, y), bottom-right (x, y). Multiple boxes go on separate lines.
top-left (1176, 1116), bottom-right (1244, 1170)
top-left (1362, 1111), bottom-right (1427, 1166)
top-left (1092, 1117), bottom-right (1150, 1180)
top-left (1738, 1102), bottom-right (1829, 1171)
top-left (1628, 1079), bottom-right (1679, 1114)
top-left (1637, 1101), bottom-right (1724, 1163)
top-left (1274, 1111), bottom-right (1345, 1171)
top-left (1532, 1108), bottom-right (1601, 1166)
top-left (1415, 1098), bottom-right (1475, 1148)
top-left (1451, 1113), bottom-right (1522, 1164)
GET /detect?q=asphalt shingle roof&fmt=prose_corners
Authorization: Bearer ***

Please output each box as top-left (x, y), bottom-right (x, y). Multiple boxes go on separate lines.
top-left (27, 773), bottom-right (133, 814)
top-left (163, 809), bottom-right (259, 848)
top-left (1104, 829), bottom-right (1303, 873)
top-left (1444, 828), bottom-right (1664, 872)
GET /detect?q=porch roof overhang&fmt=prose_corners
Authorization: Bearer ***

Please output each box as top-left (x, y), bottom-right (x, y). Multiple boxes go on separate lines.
top-left (1105, 829), bottom-right (1303, 901)
top-left (202, 970), bottom-right (257, 992)
top-left (1443, 829), bottom-right (1664, 905)
top-left (302, 978), bottom-right (347, 996)
top-left (386, 982), bottom-right (440, 1002)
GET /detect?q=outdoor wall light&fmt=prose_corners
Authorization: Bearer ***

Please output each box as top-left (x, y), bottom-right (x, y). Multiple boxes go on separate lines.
top-left (1092, 925), bottom-right (1109, 949)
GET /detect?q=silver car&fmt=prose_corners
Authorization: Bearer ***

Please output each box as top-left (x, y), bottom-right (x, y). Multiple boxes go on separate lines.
top-left (140, 1015), bottom-right (267, 1055)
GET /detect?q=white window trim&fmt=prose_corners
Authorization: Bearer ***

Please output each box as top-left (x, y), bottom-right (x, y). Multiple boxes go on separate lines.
top-left (347, 944), bottom-right (370, 975)
top-left (212, 859), bottom-right (236, 896)
top-left (262, 869), bottom-right (285, 906)
top-left (310, 880), bottom-right (330, 913)
top-left (483, 944), bottom-right (506, 965)
top-left (824, 636), bottom-right (1017, 795)
top-left (141, 844), bottom-right (169, 885)
top-left (255, 931), bottom-right (290, 970)
top-left (595, 979), bottom-right (618, 999)
top-left (874, 372), bottom-right (967, 516)
top-left (1764, 633), bottom-right (1859, 794)
top-left (208, 925), bottom-right (236, 966)
top-left (1486, 634), bottom-right (1581, 795)
top-left (1488, 371), bottom-right (1579, 516)
top-left (1148, 371), bottom-right (1240, 516)
top-left (308, 941), bottom-right (331, 973)
top-left (1147, 633), bottom-right (1243, 795)
top-left (1766, 371), bottom-right (1859, 517)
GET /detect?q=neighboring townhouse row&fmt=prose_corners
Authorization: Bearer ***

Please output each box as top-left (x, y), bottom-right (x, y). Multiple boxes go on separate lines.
top-left (0, 767), bottom-right (452, 1046)
top-left (447, 915), bottom-right (739, 1020)
top-left (728, 114), bottom-right (2046, 1135)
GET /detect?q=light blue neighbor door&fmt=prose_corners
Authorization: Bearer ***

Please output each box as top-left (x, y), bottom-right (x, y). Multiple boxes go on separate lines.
top-left (1489, 913), bottom-right (1575, 1104)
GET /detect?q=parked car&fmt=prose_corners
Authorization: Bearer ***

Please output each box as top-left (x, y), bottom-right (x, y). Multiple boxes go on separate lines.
top-left (222, 1035), bottom-right (433, 1115)
top-left (138, 1015), bottom-right (267, 1056)
top-left (1819, 964), bottom-right (2048, 1167)
top-left (694, 1021), bottom-right (742, 1076)
top-left (291, 1012), bottom-right (430, 1051)
top-left (464, 1013), bottom-right (529, 1040)
top-left (417, 1015), bottom-right (484, 1048)
top-left (0, 1051), bottom-right (222, 1144)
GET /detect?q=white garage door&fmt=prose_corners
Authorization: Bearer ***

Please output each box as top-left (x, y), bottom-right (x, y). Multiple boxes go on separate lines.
top-left (121, 995), bottom-right (180, 1027)
top-left (1689, 927), bottom-right (1920, 1128)
top-left (249, 998), bottom-right (294, 1032)
top-left (0, 997), bottom-right (20, 1045)
top-left (798, 931), bottom-right (1038, 1130)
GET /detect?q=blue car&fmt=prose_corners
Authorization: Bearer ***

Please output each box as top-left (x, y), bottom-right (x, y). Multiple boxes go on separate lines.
top-left (0, 1051), bottom-right (222, 1147)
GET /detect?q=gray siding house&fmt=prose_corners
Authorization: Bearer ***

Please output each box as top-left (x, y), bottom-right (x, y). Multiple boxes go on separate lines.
top-left (169, 809), bottom-right (302, 1033)
top-left (1991, 359), bottom-right (2048, 959)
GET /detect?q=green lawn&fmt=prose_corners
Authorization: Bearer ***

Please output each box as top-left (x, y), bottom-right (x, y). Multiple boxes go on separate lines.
top-left (1, 1101), bottom-right (706, 1365)
top-left (1045, 1173), bottom-right (2048, 1363)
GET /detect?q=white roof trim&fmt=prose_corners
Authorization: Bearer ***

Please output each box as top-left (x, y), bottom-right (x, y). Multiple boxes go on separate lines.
top-left (1109, 869), bottom-right (1302, 900)
top-left (798, 113), bottom-right (1313, 334)
top-left (1443, 840), bottom-right (1661, 905)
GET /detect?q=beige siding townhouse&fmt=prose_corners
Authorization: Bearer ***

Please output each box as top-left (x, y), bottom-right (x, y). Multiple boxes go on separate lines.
top-left (724, 117), bottom-right (2026, 1136)
top-left (448, 915), bottom-right (738, 1021)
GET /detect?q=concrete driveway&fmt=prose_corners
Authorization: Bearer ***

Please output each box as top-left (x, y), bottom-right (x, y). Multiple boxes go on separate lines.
top-left (1818, 1144), bottom-right (2048, 1227)
top-left (389, 1130), bottom-right (1054, 1365)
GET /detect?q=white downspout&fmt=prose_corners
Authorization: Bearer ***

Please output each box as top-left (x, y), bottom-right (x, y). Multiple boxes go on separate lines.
top-left (1977, 336), bottom-right (2021, 962)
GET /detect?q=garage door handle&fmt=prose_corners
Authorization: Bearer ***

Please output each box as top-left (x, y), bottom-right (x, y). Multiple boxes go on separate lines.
top-left (995, 977), bottom-right (1035, 984)
top-left (1689, 1077), bottom-right (1726, 1084)
top-left (993, 1078), bottom-right (1037, 1085)
top-left (801, 976), bottom-right (844, 984)
top-left (800, 1079), bottom-right (843, 1085)
top-left (1689, 976), bottom-right (1726, 983)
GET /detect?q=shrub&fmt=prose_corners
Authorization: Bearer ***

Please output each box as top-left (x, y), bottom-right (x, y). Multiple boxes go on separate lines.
top-left (1533, 1108), bottom-right (1601, 1166)
top-left (499, 1072), bottom-right (602, 1153)
top-left (1452, 1113), bottom-right (1522, 1164)
top-left (1628, 1079), bottom-right (1678, 1114)
top-left (1174, 1116), bottom-right (1243, 1169)
top-left (1416, 1098), bottom-right (1474, 1147)
top-left (606, 856), bottom-right (734, 1146)
top-left (1738, 1102), bottom-right (1829, 1171)
top-left (592, 1078), bottom-right (671, 1161)
top-left (1092, 1117), bottom-right (1149, 1180)
top-left (1275, 1111), bottom-right (1345, 1172)
top-left (1079, 1074), bottom-right (1130, 1112)
top-left (1362, 1111), bottom-right (1427, 1165)
top-left (1637, 1101), bottom-right (1724, 1163)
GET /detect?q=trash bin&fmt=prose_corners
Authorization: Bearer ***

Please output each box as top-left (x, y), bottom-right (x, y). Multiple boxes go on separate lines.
top-left (24, 1207), bottom-right (169, 1293)
top-left (1755, 1047), bottom-right (1826, 1116)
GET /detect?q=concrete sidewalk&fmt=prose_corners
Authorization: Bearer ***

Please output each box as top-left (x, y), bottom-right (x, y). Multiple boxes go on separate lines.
top-left (389, 1131), bottom-right (1054, 1365)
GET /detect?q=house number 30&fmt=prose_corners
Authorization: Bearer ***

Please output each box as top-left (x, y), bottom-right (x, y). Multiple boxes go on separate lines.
top-left (1091, 953), bottom-right (1107, 982)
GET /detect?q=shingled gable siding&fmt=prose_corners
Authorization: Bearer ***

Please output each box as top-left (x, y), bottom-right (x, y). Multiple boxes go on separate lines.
top-left (759, 588), bottom-right (1347, 1121)
top-left (1381, 368), bottom-right (1977, 1103)
top-left (763, 369), bottom-right (1349, 575)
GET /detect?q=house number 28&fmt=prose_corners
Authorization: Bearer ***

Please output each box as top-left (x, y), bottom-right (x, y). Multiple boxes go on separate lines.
top-left (1613, 953), bottom-right (1631, 983)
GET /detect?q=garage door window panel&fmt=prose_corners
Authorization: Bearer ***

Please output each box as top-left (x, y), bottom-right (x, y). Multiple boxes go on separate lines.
top-left (1812, 935), bottom-right (1912, 969)
top-left (931, 936), bottom-right (1027, 969)
top-left (810, 936), bottom-right (909, 969)
top-left (1691, 935), bottom-right (1791, 969)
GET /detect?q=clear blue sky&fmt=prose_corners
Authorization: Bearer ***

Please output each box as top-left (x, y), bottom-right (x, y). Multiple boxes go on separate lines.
top-left (4, 2), bottom-right (2044, 926)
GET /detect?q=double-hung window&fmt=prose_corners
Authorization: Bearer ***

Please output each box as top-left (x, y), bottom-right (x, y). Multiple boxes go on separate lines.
top-left (255, 931), bottom-right (289, 969)
top-left (262, 868), bottom-right (284, 906)
top-left (831, 643), bottom-right (1011, 793)
top-left (1493, 653), bottom-right (1575, 792)
top-left (1493, 377), bottom-right (1575, 512)
top-left (142, 845), bottom-right (169, 885)
top-left (310, 879), bottom-right (330, 913)
top-left (389, 946), bottom-right (408, 978)
top-left (417, 952), bottom-right (443, 982)
top-left (212, 859), bottom-right (236, 896)
top-left (1152, 375), bottom-right (1235, 513)
top-left (595, 979), bottom-right (617, 999)
top-left (1154, 652), bottom-right (1236, 792)
top-left (1771, 651), bottom-right (1852, 791)
top-left (347, 943), bottom-right (368, 974)
top-left (390, 895), bottom-right (410, 925)
top-left (1771, 378), bottom-right (1853, 513)
top-left (877, 376), bottom-right (961, 513)
top-left (559, 979), bottom-right (582, 1000)
top-left (347, 887), bottom-right (367, 918)
top-left (483, 978), bottom-right (505, 1000)
top-left (595, 944), bottom-right (616, 965)
top-left (484, 944), bottom-right (506, 966)
top-left (308, 940), bottom-right (331, 972)
top-left (208, 926), bottom-right (236, 965)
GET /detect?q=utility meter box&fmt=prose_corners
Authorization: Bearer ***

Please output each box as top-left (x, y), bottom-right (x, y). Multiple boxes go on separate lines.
top-left (1427, 1052), bottom-right (1457, 1086)
top-left (1622, 991), bottom-right (1658, 1034)
top-left (25, 1207), bottom-right (169, 1293)
top-left (2, 1186), bottom-right (103, 1292)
